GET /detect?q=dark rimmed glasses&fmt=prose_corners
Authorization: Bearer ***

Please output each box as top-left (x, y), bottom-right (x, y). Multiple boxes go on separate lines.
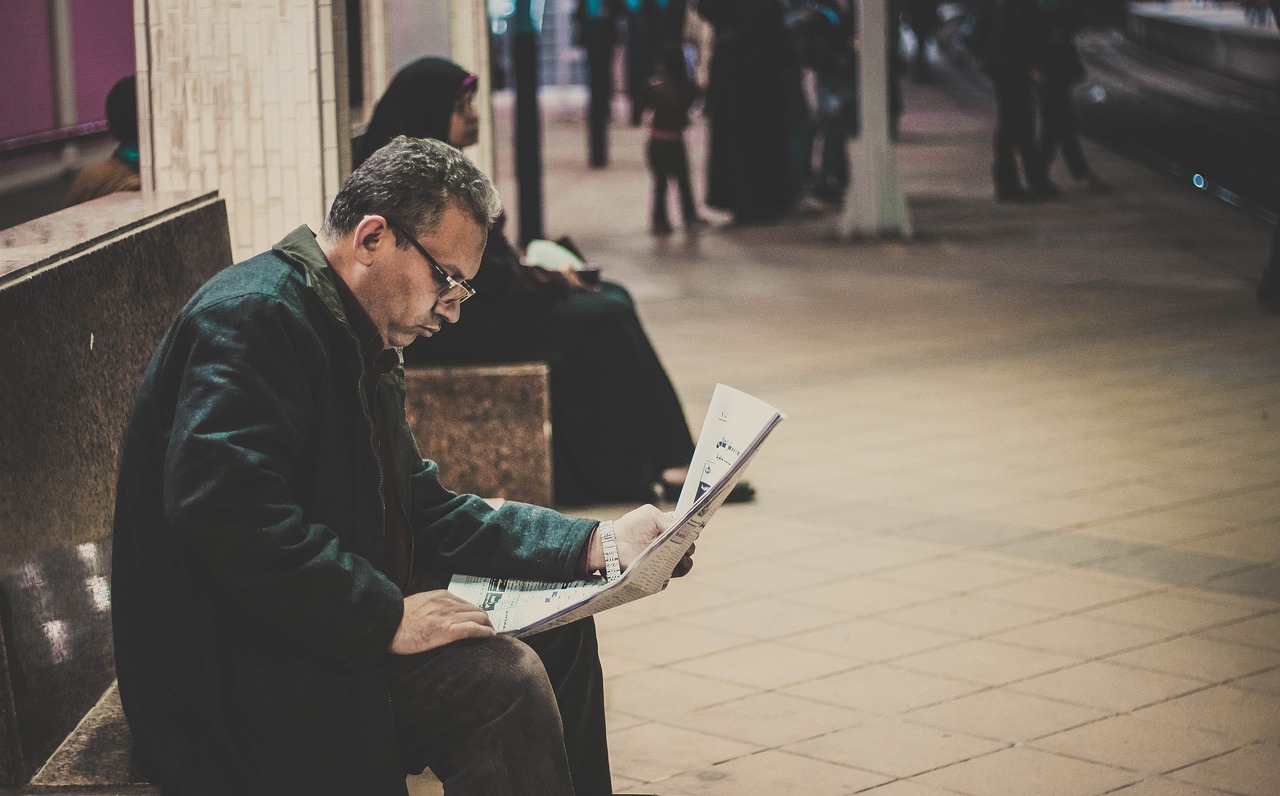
top-left (385, 219), bottom-right (476, 304)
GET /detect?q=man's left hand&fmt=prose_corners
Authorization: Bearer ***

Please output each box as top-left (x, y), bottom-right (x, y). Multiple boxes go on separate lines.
top-left (589, 504), bottom-right (694, 578)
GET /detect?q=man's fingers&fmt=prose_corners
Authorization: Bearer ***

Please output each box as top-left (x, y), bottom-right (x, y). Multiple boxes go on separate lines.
top-left (672, 552), bottom-right (694, 578)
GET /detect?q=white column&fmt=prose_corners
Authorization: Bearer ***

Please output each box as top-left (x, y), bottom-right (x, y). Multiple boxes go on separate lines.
top-left (134, 0), bottom-right (347, 260)
top-left (450, 0), bottom-right (496, 179)
top-left (838, 0), bottom-right (913, 239)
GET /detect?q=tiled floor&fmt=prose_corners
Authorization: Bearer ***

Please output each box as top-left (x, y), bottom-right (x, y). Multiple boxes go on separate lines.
top-left (414, 58), bottom-right (1279, 795)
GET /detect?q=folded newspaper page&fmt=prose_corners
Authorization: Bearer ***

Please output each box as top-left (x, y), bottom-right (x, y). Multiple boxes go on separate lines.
top-left (448, 384), bottom-right (785, 638)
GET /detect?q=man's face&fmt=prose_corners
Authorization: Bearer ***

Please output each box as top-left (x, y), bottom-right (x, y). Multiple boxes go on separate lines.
top-left (363, 204), bottom-right (485, 348)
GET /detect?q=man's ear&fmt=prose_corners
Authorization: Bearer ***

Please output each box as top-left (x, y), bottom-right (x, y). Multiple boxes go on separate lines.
top-left (352, 215), bottom-right (389, 265)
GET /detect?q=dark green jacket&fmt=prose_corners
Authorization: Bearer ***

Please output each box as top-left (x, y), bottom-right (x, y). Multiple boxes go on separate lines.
top-left (111, 226), bottom-right (595, 795)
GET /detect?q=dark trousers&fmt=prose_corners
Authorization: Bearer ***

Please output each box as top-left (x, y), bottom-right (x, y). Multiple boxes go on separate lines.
top-left (992, 76), bottom-right (1045, 191)
top-left (388, 618), bottom-right (611, 796)
top-left (1039, 81), bottom-right (1090, 181)
top-left (647, 137), bottom-right (697, 226)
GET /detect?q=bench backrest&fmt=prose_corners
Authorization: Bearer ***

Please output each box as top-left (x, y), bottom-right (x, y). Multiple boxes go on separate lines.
top-left (0, 192), bottom-right (231, 784)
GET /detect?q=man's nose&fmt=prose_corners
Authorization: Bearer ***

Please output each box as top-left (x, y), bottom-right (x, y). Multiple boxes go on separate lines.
top-left (439, 299), bottom-right (462, 324)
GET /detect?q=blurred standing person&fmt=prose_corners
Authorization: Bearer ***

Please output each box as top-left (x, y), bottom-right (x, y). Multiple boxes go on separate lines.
top-left (811, 0), bottom-right (856, 201)
top-left (973, 0), bottom-right (1056, 201)
top-left (1036, 0), bottom-right (1108, 192)
top-left (696, 0), bottom-right (800, 224)
top-left (575, 0), bottom-right (624, 167)
top-left (643, 44), bottom-right (706, 233)
top-left (64, 76), bottom-right (141, 207)
top-left (623, 0), bottom-right (657, 126)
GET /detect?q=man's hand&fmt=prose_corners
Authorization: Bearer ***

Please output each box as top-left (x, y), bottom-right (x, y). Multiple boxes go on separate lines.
top-left (389, 589), bottom-right (495, 655)
top-left (589, 504), bottom-right (694, 578)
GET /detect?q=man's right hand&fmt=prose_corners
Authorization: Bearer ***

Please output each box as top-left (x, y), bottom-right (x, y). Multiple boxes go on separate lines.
top-left (389, 589), bottom-right (496, 655)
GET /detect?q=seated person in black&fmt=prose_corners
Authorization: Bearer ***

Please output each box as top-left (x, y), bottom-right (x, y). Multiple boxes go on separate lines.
top-left (357, 57), bottom-right (754, 506)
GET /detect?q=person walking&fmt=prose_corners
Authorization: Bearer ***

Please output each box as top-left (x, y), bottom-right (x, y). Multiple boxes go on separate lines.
top-left (643, 44), bottom-right (705, 233)
top-left (1036, 0), bottom-right (1108, 193)
top-left (973, 0), bottom-right (1057, 201)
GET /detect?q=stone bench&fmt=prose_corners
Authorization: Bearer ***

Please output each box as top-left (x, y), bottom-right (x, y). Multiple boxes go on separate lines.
top-left (403, 362), bottom-right (554, 507)
top-left (0, 192), bottom-right (231, 792)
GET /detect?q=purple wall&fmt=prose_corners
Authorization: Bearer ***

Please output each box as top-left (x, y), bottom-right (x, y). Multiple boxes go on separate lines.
top-left (0, 0), bottom-right (133, 143)
top-left (71, 0), bottom-right (135, 127)
top-left (0, 2), bottom-right (56, 141)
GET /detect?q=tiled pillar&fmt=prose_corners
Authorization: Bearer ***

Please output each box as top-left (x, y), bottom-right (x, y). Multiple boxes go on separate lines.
top-left (449, 0), bottom-right (495, 179)
top-left (133, 0), bottom-right (347, 259)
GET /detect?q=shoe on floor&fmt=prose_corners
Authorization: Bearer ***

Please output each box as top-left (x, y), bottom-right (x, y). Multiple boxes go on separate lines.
top-left (658, 479), bottom-right (756, 504)
top-left (996, 184), bottom-right (1033, 203)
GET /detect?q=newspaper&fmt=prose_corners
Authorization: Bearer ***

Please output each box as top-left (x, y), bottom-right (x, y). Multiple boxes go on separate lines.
top-left (448, 384), bottom-right (785, 638)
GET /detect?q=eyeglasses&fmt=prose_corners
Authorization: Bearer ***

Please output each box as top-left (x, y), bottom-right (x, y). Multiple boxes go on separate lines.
top-left (385, 219), bottom-right (476, 304)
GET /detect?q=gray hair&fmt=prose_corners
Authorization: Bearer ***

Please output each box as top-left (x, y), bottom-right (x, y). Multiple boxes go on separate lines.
top-left (322, 136), bottom-right (501, 242)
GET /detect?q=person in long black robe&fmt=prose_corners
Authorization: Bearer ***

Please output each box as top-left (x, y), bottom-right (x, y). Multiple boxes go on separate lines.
top-left (356, 57), bottom-right (699, 506)
top-left (696, 0), bottom-right (799, 222)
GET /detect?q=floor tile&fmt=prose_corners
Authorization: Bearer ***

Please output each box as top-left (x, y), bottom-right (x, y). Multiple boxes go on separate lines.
top-left (783, 718), bottom-right (1005, 778)
top-left (604, 667), bottom-right (756, 720)
top-left (607, 722), bottom-right (761, 785)
top-left (787, 617), bottom-right (965, 662)
top-left (975, 571), bottom-right (1157, 613)
top-left (660, 692), bottom-right (871, 748)
top-left (876, 556), bottom-right (1035, 594)
top-left (858, 781), bottom-right (969, 796)
top-left (1104, 635), bottom-right (1280, 682)
top-left (670, 640), bottom-right (856, 690)
top-left (1029, 714), bottom-right (1241, 774)
top-left (1230, 668), bottom-right (1280, 696)
top-left (686, 596), bottom-right (851, 638)
top-left (648, 749), bottom-right (891, 796)
top-left (786, 578), bottom-right (947, 618)
top-left (893, 639), bottom-right (1080, 686)
top-left (781, 664), bottom-right (982, 715)
top-left (1203, 565), bottom-right (1280, 601)
top-left (880, 595), bottom-right (1052, 636)
top-left (1176, 520), bottom-right (1280, 564)
top-left (1010, 661), bottom-right (1205, 711)
top-left (1196, 611), bottom-right (1280, 650)
top-left (779, 536), bottom-right (947, 576)
top-left (990, 532), bottom-right (1139, 567)
top-left (905, 688), bottom-right (1107, 743)
top-left (596, 617), bottom-right (755, 666)
top-left (916, 747), bottom-right (1139, 795)
top-left (988, 615), bottom-right (1171, 658)
top-left (1130, 686), bottom-right (1280, 743)
top-left (1106, 777), bottom-right (1238, 795)
top-left (1168, 743), bottom-right (1280, 796)
top-left (1078, 590), bottom-right (1265, 633)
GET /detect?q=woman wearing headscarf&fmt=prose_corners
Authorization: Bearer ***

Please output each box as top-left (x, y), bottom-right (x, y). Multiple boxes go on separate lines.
top-left (357, 57), bottom-right (754, 507)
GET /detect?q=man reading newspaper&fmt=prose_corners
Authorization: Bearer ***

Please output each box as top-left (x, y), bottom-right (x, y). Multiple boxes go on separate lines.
top-left (111, 136), bottom-right (693, 796)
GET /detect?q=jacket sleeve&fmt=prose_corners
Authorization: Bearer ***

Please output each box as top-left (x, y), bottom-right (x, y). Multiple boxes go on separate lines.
top-left (402, 436), bottom-right (598, 582)
top-left (164, 292), bottom-right (403, 671)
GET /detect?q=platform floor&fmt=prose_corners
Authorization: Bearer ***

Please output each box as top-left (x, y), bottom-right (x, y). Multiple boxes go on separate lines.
top-left (405, 57), bottom-right (1280, 795)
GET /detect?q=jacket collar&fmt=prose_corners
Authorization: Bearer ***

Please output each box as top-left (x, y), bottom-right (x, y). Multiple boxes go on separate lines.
top-left (272, 225), bottom-right (356, 332)
top-left (272, 225), bottom-right (405, 366)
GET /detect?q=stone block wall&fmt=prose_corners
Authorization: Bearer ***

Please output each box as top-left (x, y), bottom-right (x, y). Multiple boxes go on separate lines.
top-left (0, 191), bottom-right (231, 784)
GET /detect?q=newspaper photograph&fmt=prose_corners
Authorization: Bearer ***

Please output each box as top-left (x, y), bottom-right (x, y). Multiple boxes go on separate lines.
top-left (448, 384), bottom-right (785, 637)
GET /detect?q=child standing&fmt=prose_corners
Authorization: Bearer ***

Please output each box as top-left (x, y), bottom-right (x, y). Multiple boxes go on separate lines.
top-left (644, 44), bottom-right (706, 234)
